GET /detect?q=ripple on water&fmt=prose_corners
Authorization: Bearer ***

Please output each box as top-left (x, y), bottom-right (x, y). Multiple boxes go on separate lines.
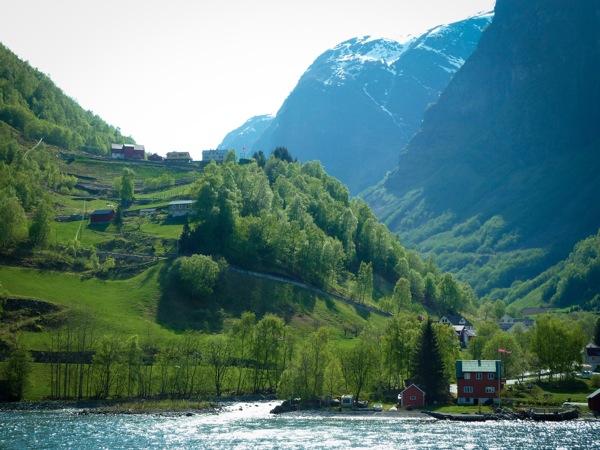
top-left (1, 406), bottom-right (599, 449)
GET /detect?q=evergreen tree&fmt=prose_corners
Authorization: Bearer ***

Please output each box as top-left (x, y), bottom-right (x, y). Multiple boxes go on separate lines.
top-left (594, 317), bottom-right (600, 346)
top-left (252, 150), bottom-right (266, 167)
top-left (411, 318), bottom-right (449, 405)
top-left (272, 146), bottom-right (293, 162)
top-left (113, 205), bottom-right (123, 230)
top-left (179, 219), bottom-right (192, 254)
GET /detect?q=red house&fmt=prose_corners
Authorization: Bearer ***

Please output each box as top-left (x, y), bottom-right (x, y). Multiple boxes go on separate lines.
top-left (587, 388), bottom-right (600, 415)
top-left (111, 143), bottom-right (145, 160)
top-left (456, 360), bottom-right (502, 406)
top-left (148, 153), bottom-right (163, 162)
top-left (90, 209), bottom-right (115, 224)
top-left (400, 384), bottom-right (426, 408)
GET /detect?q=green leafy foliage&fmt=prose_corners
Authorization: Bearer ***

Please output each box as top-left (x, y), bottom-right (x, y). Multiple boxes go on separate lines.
top-left (177, 157), bottom-right (474, 315)
top-left (175, 254), bottom-right (221, 298)
top-left (411, 319), bottom-right (449, 404)
top-left (0, 43), bottom-right (133, 153)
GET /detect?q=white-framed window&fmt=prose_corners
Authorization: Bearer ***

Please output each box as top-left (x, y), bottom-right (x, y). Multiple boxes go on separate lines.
top-left (410, 396), bottom-right (416, 400)
top-left (463, 386), bottom-right (474, 393)
top-left (476, 373), bottom-right (483, 380)
top-left (485, 387), bottom-right (495, 394)
top-left (488, 373), bottom-right (495, 380)
top-left (464, 373), bottom-right (471, 380)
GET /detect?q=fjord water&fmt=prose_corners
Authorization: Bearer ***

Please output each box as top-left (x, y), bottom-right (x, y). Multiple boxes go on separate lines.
top-left (1, 402), bottom-right (598, 449)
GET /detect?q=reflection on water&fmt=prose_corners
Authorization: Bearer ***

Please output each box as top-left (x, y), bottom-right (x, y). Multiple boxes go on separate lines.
top-left (1, 402), bottom-right (599, 449)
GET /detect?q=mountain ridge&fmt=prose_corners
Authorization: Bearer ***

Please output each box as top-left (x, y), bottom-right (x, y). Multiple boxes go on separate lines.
top-left (364, 0), bottom-right (600, 296)
top-left (223, 13), bottom-right (493, 193)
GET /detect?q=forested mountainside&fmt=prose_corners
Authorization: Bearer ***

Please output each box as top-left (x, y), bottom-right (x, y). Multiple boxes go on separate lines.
top-left (230, 13), bottom-right (492, 194)
top-left (0, 43), bottom-right (133, 153)
top-left (502, 229), bottom-right (600, 311)
top-left (364, 0), bottom-right (600, 300)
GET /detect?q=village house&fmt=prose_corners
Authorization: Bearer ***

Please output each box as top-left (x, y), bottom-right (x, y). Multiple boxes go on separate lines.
top-left (147, 153), bottom-right (163, 162)
top-left (111, 143), bottom-right (145, 160)
top-left (588, 388), bottom-right (600, 416)
top-left (202, 149), bottom-right (229, 163)
top-left (165, 151), bottom-right (192, 164)
top-left (400, 384), bottom-right (426, 408)
top-left (341, 395), bottom-right (354, 408)
top-left (89, 209), bottom-right (115, 224)
top-left (168, 200), bottom-right (194, 217)
top-left (584, 343), bottom-right (600, 371)
top-left (439, 315), bottom-right (475, 347)
top-left (498, 314), bottom-right (534, 332)
top-left (456, 360), bottom-right (503, 406)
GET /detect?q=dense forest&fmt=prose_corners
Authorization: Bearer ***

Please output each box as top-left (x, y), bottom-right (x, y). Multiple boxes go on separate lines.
top-left (177, 151), bottom-right (475, 316)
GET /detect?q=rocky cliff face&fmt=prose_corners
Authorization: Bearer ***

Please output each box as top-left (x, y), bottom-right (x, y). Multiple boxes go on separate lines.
top-left (218, 114), bottom-right (273, 156)
top-left (228, 14), bottom-right (492, 193)
top-left (365, 0), bottom-right (600, 294)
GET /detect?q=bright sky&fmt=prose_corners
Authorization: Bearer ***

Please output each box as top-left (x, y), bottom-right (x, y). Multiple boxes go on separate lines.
top-left (1, 0), bottom-right (495, 159)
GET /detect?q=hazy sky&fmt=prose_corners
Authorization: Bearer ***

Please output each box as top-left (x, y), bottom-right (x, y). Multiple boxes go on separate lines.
top-left (1, 0), bottom-right (495, 159)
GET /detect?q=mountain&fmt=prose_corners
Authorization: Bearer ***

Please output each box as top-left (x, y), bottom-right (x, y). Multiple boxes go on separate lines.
top-left (364, 0), bottom-right (600, 297)
top-left (218, 114), bottom-right (273, 155)
top-left (0, 43), bottom-right (134, 154)
top-left (226, 13), bottom-right (492, 194)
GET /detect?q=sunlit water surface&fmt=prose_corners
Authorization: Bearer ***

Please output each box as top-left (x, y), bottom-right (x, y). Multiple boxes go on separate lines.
top-left (1, 402), bottom-right (599, 449)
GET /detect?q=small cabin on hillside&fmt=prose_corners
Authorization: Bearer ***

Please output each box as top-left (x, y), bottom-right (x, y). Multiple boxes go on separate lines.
top-left (147, 153), bottom-right (163, 162)
top-left (165, 151), bottom-right (192, 164)
top-left (111, 143), bottom-right (145, 160)
top-left (90, 209), bottom-right (115, 224)
top-left (202, 149), bottom-right (229, 163)
top-left (498, 314), bottom-right (534, 332)
top-left (168, 200), bottom-right (194, 217)
top-left (400, 384), bottom-right (426, 408)
top-left (584, 343), bottom-right (600, 371)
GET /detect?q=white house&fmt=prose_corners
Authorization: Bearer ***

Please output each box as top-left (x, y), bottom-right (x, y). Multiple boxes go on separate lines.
top-left (168, 200), bottom-right (194, 217)
top-left (341, 395), bottom-right (354, 408)
top-left (498, 314), bottom-right (534, 332)
top-left (202, 149), bottom-right (229, 163)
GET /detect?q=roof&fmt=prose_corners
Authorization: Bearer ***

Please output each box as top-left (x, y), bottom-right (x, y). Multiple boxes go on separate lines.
top-left (111, 143), bottom-right (145, 151)
top-left (401, 384), bottom-right (425, 395)
top-left (169, 200), bottom-right (194, 206)
top-left (457, 360), bottom-right (501, 376)
top-left (91, 209), bottom-right (114, 215)
top-left (166, 151), bottom-right (191, 158)
top-left (202, 149), bottom-right (228, 154)
top-left (587, 388), bottom-right (600, 399)
top-left (441, 315), bottom-right (473, 327)
top-left (586, 343), bottom-right (600, 357)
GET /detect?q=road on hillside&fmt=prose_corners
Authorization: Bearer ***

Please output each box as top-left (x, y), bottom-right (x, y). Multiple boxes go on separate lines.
top-left (95, 250), bottom-right (392, 319)
top-left (228, 266), bottom-right (392, 318)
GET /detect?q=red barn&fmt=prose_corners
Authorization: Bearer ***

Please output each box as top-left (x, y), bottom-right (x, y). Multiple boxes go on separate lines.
top-left (111, 143), bottom-right (145, 160)
top-left (456, 360), bottom-right (502, 406)
top-left (400, 384), bottom-right (426, 408)
top-left (90, 209), bottom-right (115, 224)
